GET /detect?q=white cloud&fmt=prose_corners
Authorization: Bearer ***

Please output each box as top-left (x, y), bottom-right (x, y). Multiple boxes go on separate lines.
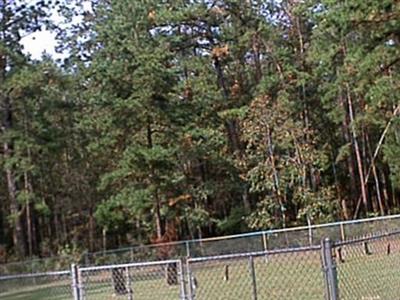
top-left (21, 30), bottom-right (59, 60)
top-left (20, 0), bottom-right (92, 60)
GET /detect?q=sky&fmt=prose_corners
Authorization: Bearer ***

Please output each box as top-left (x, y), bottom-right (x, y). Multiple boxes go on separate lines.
top-left (20, 1), bottom-right (91, 60)
top-left (21, 30), bottom-right (59, 60)
top-left (19, 0), bottom-right (62, 60)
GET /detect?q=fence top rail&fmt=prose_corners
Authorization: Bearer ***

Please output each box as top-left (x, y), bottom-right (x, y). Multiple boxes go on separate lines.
top-left (195, 213), bottom-right (400, 243)
top-left (87, 241), bottom-right (186, 256)
top-left (334, 229), bottom-right (400, 247)
top-left (0, 270), bottom-right (70, 281)
top-left (79, 259), bottom-right (181, 272)
top-left (188, 245), bottom-right (322, 263)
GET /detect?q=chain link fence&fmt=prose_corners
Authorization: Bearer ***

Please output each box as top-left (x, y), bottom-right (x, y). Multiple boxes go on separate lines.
top-left (76, 260), bottom-right (185, 300)
top-left (0, 255), bottom-right (76, 276)
top-left (187, 247), bottom-right (324, 300)
top-left (1, 229), bottom-right (400, 299)
top-left (1, 215), bottom-right (400, 299)
top-left (333, 230), bottom-right (400, 300)
top-left (2, 214), bottom-right (400, 273)
top-left (0, 270), bottom-right (72, 300)
top-left (82, 214), bottom-right (400, 266)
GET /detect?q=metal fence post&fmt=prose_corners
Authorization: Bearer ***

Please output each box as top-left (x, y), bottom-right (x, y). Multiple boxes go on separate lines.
top-left (340, 223), bottom-right (345, 241)
top-left (262, 232), bottom-right (268, 252)
top-left (71, 264), bottom-right (80, 300)
top-left (186, 241), bottom-right (191, 258)
top-left (248, 256), bottom-right (258, 300)
top-left (125, 266), bottom-right (133, 300)
top-left (307, 216), bottom-right (313, 246)
top-left (321, 238), bottom-right (339, 300)
top-left (186, 260), bottom-right (194, 300)
top-left (262, 232), bottom-right (269, 263)
top-left (31, 260), bottom-right (37, 285)
top-left (130, 248), bottom-right (134, 262)
top-left (178, 259), bottom-right (187, 300)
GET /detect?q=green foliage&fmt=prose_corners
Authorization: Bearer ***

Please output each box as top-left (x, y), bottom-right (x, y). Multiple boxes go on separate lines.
top-left (1, 0), bottom-right (400, 257)
top-left (384, 121), bottom-right (400, 189)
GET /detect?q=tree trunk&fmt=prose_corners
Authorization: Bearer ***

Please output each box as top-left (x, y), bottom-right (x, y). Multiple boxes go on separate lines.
top-left (329, 151), bottom-right (346, 219)
top-left (2, 96), bottom-right (26, 257)
top-left (242, 185), bottom-right (251, 213)
top-left (380, 169), bottom-right (391, 210)
top-left (54, 202), bottom-right (61, 245)
top-left (252, 33), bottom-right (262, 83)
top-left (147, 120), bottom-right (165, 241)
top-left (102, 227), bottom-right (107, 252)
top-left (1, 20), bottom-right (26, 256)
top-left (89, 210), bottom-right (95, 252)
top-left (24, 171), bottom-right (34, 257)
top-left (339, 93), bottom-right (358, 212)
top-left (345, 85), bottom-right (369, 213)
top-left (155, 198), bottom-right (163, 240)
top-left (266, 125), bottom-right (286, 227)
top-left (353, 105), bottom-right (400, 217)
top-left (4, 148), bottom-right (25, 257)
top-left (365, 134), bottom-right (385, 215)
top-left (213, 57), bottom-right (249, 215)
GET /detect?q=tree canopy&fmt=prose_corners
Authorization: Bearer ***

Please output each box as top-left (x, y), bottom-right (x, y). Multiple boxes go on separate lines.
top-left (0, 0), bottom-right (399, 259)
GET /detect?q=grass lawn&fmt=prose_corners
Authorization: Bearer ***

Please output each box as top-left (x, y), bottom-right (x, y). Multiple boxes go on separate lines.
top-left (336, 240), bottom-right (400, 300)
top-left (0, 284), bottom-right (72, 300)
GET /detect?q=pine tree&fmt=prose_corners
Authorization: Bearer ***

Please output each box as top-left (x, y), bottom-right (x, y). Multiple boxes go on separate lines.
top-left (0, 0), bottom-right (54, 257)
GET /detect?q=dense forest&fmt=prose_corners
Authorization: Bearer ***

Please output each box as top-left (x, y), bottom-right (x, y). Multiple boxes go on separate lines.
top-left (0, 0), bottom-right (399, 260)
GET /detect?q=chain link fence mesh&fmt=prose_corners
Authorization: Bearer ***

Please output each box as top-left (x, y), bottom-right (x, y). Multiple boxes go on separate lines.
top-left (80, 215), bottom-right (400, 265)
top-left (78, 260), bottom-right (184, 300)
top-left (0, 270), bottom-right (72, 300)
top-left (83, 243), bottom-right (189, 266)
top-left (187, 247), bottom-right (324, 300)
top-left (1, 216), bottom-right (400, 299)
top-left (334, 231), bottom-right (400, 300)
top-left (2, 214), bottom-right (399, 274)
top-left (0, 255), bottom-right (75, 275)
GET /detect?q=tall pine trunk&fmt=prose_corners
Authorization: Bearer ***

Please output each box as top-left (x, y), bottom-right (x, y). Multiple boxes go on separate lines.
top-left (24, 171), bottom-right (34, 257)
top-left (339, 93), bottom-right (357, 214)
top-left (1, 42), bottom-right (25, 255)
top-left (365, 134), bottom-right (385, 215)
top-left (345, 85), bottom-right (369, 214)
top-left (2, 97), bottom-right (26, 257)
top-left (213, 56), bottom-right (250, 212)
top-left (147, 120), bottom-right (165, 240)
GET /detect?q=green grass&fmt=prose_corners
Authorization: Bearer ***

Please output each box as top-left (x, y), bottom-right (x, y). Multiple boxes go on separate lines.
top-left (0, 277), bottom-right (181, 300)
top-left (335, 242), bottom-right (400, 299)
top-left (0, 284), bottom-right (71, 300)
top-left (1, 243), bottom-right (400, 300)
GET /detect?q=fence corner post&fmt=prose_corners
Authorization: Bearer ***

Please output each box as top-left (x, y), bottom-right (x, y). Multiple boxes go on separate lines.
top-left (125, 266), bottom-right (133, 300)
top-left (321, 238), bottom-right (339, 300)
top-left (71, 263), bottom-right (80, 300)
top-left (340, 222), bottom-right (345, 241)
top-left (248, 256), bottom-right (258, 300)
top-left (186, 259), bottom-right (195, 300)
top-left (185, 241), bottom-right (191, 258)
top-left (178, 259), bottom-right (188, 300)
